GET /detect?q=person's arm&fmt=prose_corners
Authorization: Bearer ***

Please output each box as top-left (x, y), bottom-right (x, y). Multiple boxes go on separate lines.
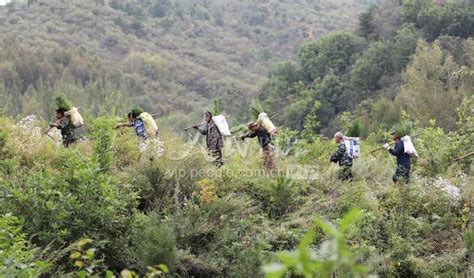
top-left (56, 118), bottom-right (68, 130)
top-left (195, 123), bottom-right (208, 135)
top-left (240, 130), bottom-right (257, 140)
top-left (116, 122), bottom-right (133, 129)
top-left (388, 141), bottom-right (403, 156)
top-left (330, 144), bottom-right (345, 163)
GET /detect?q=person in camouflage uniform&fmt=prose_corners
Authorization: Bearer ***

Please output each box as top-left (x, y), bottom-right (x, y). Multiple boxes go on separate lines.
top-left (240, 122), bottom-right (277, 172)
top-left (194, 111), bottom-right (223, 168)
top-left (330, 132), bottom-right (353, 181)
top-left (50, 108), bottom-right (78, 147)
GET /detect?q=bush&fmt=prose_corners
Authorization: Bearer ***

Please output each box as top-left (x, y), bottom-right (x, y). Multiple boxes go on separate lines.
top-left (131, 214), bottom-right (177, 273)
top-left (0, 214), bottom-right (48, 277)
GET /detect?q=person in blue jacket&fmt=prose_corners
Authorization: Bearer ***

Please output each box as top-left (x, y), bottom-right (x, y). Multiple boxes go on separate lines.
top-left (383, 131), bottom-right (410, 183)
top-left (116, 111), bottom-right (148, 140)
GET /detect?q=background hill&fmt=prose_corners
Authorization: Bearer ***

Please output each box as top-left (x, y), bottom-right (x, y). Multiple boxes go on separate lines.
top-left (0, 0), bottom-right (371, 126)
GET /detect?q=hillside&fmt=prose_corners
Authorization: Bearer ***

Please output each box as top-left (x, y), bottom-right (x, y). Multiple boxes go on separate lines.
top-left (257, 0), bottom-right (474, 136)
top-left (0, 0), bottom-right (369, 124)
top-left (0, 103), bottom-right (472, 276)
top-left (1, 0), bottom-right (473, 277)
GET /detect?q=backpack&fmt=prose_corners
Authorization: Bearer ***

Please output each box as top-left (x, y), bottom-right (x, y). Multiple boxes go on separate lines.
top-left (343, 137), bottom-right (360, 159)
top-left (401, 136), bottom-right (418, 158)
top-left (257, 112), bottom-right (277, 136)
top-left (64, 107), bottom-right (83, 128)
top-left (212, 115), bottom-right (231, 136)
top-left (139, 112), bottom-right (159, 138)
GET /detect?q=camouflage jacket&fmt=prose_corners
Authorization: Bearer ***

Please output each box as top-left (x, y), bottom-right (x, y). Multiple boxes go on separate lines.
top-left (198, 122), bottom-right (223, 151)
top-left (56, 117), bottom-right (77, 145)
top-left (330, 143), bottom-right (353, 167)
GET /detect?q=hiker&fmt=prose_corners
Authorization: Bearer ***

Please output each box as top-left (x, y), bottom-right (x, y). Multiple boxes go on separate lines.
top-left (330, 132), bottom-right (353, 181)
top-left (116, 111), bottom-right (148, 139)
top-left (49, 108), bottom-right (78, 147)
top-left (383, 131), bottom-right (410, 183)
top-left (193, 111), bottom-right (224, 168)
top-left (240, 121), bottom-right (276, 171)
top-left (117, 108), bottom-right (160, 139)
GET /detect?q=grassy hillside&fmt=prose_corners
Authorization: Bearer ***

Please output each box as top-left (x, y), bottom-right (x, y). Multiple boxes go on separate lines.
top-left (0, 0), bottom-right (369, 125)
top-left (0, 109), bottom-right (472, 276)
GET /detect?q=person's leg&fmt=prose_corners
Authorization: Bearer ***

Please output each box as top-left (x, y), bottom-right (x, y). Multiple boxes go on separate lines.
top-left (393, 166), bottom-right (409, 184)
top-left (345, 166), bottom-right (353, 181)
top-left (338, 166), bottom-right (352, 181)
top-left (402, 166), bottom-right (410, 184)
top-left (392, 166), bottom-right (400, 183)
top-left (211, 149), bottom-right (223, 168)
top-left (63, 138), bottom-right (76, 148)
top-left (262, 145), bottom-right (277, 172)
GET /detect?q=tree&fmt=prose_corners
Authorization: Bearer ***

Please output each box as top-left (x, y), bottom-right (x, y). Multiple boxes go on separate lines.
top-left (259, 61), bottom-right (302, 114)
top-left (396, 40), bottom-right (464, 130)
top-left (403, 0), bottom-right (474, 42)
top-left (392, 24), bottom-right (421, 71)
top-left (151, 0), bottom-right (172, 18)
top-left (371, 0), bottom-right (403, 40)
top-left (358, 5), bottom-right (378, 40)
top-left (211, 4), bottom-right (224, 26)
top-left (351, 41), bottom-right (393, 91)
top-left (312, 73), bottom-right (347, 128)
top-left (298, 32), bottom-right (362, 82)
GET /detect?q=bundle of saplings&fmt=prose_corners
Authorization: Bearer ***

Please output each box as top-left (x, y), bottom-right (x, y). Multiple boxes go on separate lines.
top-left (55, 96), bottom-right (73, 111)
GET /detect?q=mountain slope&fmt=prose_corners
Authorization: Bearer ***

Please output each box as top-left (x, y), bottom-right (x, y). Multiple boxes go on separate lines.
top-left (0, 0), bottom-right (369, 123)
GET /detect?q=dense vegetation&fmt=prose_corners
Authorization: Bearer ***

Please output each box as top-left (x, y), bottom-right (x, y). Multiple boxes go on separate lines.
top-left (0, 0), bottom-right (473, 277)
top-left (1, 103), bottom-right (472, 276)
top-left (259, 0), bottom-right (474, 135)
top-left (0, 0), bottom-right (370, 126)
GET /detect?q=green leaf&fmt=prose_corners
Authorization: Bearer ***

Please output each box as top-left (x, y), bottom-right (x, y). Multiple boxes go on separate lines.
top-left (339, 208), bottom-right (362, 232)
top-left (75, 260), bottom-right (84, 268)
top-left (77, 270), bottom-right (88, 278)
top-left (352, 264), bottom-right (368, 273)
top-left (77, 238), bottom-right (93, 246)
top-left (85, 248), bottom-right (96, 259)
top-left (158, 264), bottom-right (169, 273)
top-left (299, 229), bottom-right (317, 249)
top-left (315, 218), bottom-right (337, 237)
top-left (70, 251), bottom-right (81, 259)
top-left (277, 251), bottom-right (298, 267)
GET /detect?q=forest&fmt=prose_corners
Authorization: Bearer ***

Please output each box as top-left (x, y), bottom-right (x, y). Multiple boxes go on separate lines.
top-left (1, 0), bottom-right (473, 277)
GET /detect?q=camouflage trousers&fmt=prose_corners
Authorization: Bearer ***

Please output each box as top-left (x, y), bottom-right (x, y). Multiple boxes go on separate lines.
top-left (62, 138), bottom-right (77, 148)
top-left (209, 149), bottom-right (223, 168)
top-left (338, 166), bottom-right (353, 181)
top-left (262, 144), bottom-right (277, 172)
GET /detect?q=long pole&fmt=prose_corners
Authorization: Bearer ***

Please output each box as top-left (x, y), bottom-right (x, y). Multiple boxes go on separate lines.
top-left (370, 132), bottom-right (424, 155)
top-left (44, 120), bottom-right (60, 135)
top-left (454, 152), bottom-right (474, 161)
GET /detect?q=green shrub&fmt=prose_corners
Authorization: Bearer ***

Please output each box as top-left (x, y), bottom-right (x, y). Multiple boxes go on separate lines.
top-left (131, 214), bottom-right (177, 273)
top-left (267, 176), bottom-right (297, 219)
top-left (0, 214), bottom-right (48, 277)
top-left (90, 117), bottom-right (117, 171)
top-left (263, 208), bottom-right (367, 277)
